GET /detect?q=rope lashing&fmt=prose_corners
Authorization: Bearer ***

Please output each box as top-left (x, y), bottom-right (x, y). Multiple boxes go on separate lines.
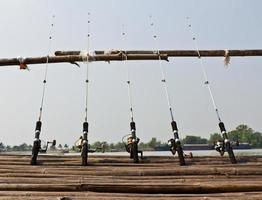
top-left (80, 51), bottom-right (97, 63)
top-left (17, 56), bottom-right (29, 70)
top-left (224, 49), bottom-right (230, 66)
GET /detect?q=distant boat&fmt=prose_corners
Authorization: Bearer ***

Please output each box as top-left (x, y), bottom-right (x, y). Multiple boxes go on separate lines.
top-left (154, 143), bottom-right (251, 151)
top-left (233, 143), bottom-right (252, 150)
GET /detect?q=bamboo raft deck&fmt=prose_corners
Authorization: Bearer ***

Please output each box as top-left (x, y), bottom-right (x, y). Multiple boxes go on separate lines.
top-left (0, 154), bottom-right (261, 199)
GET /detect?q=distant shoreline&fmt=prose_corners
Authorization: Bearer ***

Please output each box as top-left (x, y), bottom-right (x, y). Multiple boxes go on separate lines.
top-left (2, 148), bottom-right (262, 157)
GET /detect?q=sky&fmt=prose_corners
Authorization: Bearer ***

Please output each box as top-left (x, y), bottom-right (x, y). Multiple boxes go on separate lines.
top-left (0, 0), bottom-right (261, 146)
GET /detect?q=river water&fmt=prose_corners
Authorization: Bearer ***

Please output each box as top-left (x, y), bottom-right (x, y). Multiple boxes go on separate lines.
top-left (2, 149), bottom-right (262, 156)
top-left (89, 149), bottom-right (262, 157)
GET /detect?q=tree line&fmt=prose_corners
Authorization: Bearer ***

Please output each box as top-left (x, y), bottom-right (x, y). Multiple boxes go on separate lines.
top-left (1, 124), bottom-right (262, 152)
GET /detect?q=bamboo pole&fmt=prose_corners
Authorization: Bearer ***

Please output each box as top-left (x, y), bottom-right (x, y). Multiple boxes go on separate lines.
top-left (0, 54), bottom-right (168, 67)
top-left (1, 49), bottom-right (261, 67)
top-left (0, 182), bottom-right (262, 193)
top-left (0, 191), bottom-right (262, 200)
top-left (54, 49), bottom-right (262, 57)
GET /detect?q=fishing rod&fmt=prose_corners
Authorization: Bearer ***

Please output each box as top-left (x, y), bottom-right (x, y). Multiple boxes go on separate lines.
top-left (31, 15), bottom-right (55, 165)
top-left (149, 16), bottom-right (185, 166)
top-left (121, 25), bottom-right (140, 163)
top-left (80, 12), bottom-right (91, 166)
top-left (187, 17), bottom-right (236, 164)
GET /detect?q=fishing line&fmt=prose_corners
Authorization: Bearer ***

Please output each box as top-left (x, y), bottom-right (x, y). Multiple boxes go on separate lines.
top-left (84, 12), bottom-right (91, 122)
top-left (38, 15), bottom-right (55, 121)
top-left (121, 24), bottom-right (135, 122)
top-left (186, 17), bottom-right (222, 123)
top-left (149, 15), bottom-right (175, 122)
top-left (186, 18), bottom-right (237, 164)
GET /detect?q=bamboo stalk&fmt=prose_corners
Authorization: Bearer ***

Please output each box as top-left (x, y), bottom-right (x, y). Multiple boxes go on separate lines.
top-left (1, 191), bottom-right (262, 200)
top-left (1, 49), bottom-right (261, 67)
top-left (54, 49), bottom-right (262, 57)
top-left (0, 54), bottom-right (168, 67)
top-left (1, 166), bottom-right (262, 176)
top-left (1, 176), bottom-right (262, 185)
top-left (0, 182), bottom-right (262, 193)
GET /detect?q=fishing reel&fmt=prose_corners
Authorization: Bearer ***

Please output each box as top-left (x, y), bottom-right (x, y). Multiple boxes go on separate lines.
top-left (122, 121), bottom-right (143, 163)
top-left (214, 140), bottom-right (225, 156)
top-left (214, 122), bottom-right (237, 164)
top-left (168, 138), bottom-right (177, 155)
top-left (168, 121), bottom-right (181, 156)
top-left (123, 134), bottom-right (140, 154)
top-left (214, 139), bottom-right (239, 156)
top-left (168, 121), bottom-right (186, 165)
top-left (128, 135), bottom-right (140, 145)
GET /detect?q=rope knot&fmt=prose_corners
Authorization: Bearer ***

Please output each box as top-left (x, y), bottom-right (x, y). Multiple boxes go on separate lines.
top-left (80, 51), bottom-right (89, 62)
top-left (119, 50), bottom-right (128, 60)
top-left (224, 49), bottom-right (230, 67)
top-left (17, 56), bottom-right (29, 70)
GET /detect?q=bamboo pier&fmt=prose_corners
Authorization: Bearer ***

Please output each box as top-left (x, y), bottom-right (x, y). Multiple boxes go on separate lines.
top-left (0, 49), bottom-right (262, 199)
top-left (0, 154), bottom-right (261, 199)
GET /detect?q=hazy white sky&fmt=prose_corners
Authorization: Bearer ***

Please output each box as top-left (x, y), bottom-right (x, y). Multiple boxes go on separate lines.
top-left (0, 0), bottom-right (261, 146)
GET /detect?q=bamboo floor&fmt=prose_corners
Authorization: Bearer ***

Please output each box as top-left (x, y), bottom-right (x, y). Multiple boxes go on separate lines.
top-left (0, 154), bottom-right (261, 199)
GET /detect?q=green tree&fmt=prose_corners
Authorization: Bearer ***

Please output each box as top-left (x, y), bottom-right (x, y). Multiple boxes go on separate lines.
top-left (148, 137), bottom-right (161, 149)
top-left (138, 142), bottom-right (149, 150)
top-left (11, 143), bottom-right (31, 151)
top-left (6, 145), bottom-right (11, 152)
top-left (114, 142), bottom-right (125, 151)
top-left (0, 142), bottom-right (6, 152)
top-left (101, 142), bottom-right (109, 152)
top-left (109, 143), bottom-right (115, 150)
top-left (91, 141), bottom-right (102, 149)
top-left (182, 135), bottom-right (208, 144)
top-left (228, 124), bottom-right (262, 148)
top-left (0, 142), bottom-right (5, 148)
top-left (209, 133), bottom-right (223, 143)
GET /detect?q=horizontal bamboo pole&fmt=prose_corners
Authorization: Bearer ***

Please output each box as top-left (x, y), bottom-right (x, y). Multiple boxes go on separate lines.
top-left (0, 49), bottom-right (261, 67)
top-left (1, 166), bottom-right (262, 176)
top-left (0, 192), bottom-right (261, 200)
top-left (0, 54), bottom-right (168, 67)
top-left (0, 183), bottom-right (262, 193)
top-left (1, 176), bottom-right (262, 184)
top-left (55, 49), bottom-right (262, 57)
